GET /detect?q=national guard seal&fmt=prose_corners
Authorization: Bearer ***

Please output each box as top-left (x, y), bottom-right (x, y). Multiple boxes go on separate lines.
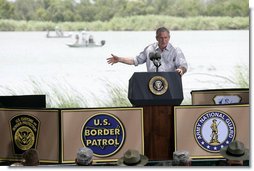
top-left (148, 76), bottom-right (168, 95)
top-left (9, 115), bottom-right (40, 155)
top-left (81, 113), bottom-right (125, 157)
top-left (194, 111), bottom-right (236, 153)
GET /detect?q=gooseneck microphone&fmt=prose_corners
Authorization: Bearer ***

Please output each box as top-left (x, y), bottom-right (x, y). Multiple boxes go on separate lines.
top-left (149, 52), bottom-right (161, 72)
top-left (149, 52), bottom-right (155, 60)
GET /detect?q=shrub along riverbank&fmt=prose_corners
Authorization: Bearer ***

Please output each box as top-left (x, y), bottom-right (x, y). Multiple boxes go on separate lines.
top-left (0, 15), bottom-right (248, 31)
top-left (0, 64), bottom-right (249, 108)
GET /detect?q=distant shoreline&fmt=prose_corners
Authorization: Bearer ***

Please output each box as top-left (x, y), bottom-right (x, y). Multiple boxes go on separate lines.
top-left (0, 15), bottom-right (249, 31)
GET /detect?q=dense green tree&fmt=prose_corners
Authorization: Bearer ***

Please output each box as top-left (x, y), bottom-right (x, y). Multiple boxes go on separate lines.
top-left (206, 0), bottom-right (248, 17)
top-left (0, 0), bottom-right (249, 22)
top-left (111, 0), bottom-right (128, 17)
top-left (35, 7), bottom-right (48, 21)
top-left (14, 0), bottom-right (37, 21)
top-left (0, 0), bottom-right (14, 19)
top-left (93, 0), bottom-right (121, 21)
top-left (51, 0), bottom-right (74, 21)
top-left (76, 1), bottom-right (96, 21)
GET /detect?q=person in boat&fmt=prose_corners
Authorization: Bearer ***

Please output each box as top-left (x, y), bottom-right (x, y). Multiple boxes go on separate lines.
top-left (74, 34), bottom-right (80, 45)
top-left (106, 27), bottom-right (188, 75)
top-left (55, 26), bottom-right (63, 37)
top-left (81, 31), bottom-right (88, 45)
top-left (46, 29), bottom-right (50, 37)
top-left (88, 35), bottom-right (95, 44)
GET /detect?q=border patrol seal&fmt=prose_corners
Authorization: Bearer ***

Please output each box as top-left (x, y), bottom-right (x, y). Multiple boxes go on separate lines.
top-left (81, 113), bottom-right (125, 157)
top-left (148, 76), bottom-right (168, 95)
top-left (194, 110), bottom-right (236, 153)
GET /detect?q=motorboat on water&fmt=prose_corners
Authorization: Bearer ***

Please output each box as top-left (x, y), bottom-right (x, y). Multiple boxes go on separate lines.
top-left (66, 31), bottom-right (106, 48)
top-left (67, 37), bottom-right (106, 48)
top-left (46, 34), bottom-right (72, 38)
top-left (46, 30), bottom-right (72, 38)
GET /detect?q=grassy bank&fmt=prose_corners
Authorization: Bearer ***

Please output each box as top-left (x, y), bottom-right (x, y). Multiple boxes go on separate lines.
top-left (0, 65), bottom-right (249, 108)
top-left (0, 15), bottom-right (249, 31)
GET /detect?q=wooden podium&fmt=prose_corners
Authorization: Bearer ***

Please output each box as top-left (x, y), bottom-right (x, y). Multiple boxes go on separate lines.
top-left (128, 72), bottom-right (183, 160)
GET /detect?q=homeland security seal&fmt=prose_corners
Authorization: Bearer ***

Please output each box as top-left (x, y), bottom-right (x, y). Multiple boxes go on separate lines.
top-left (81, 113), bottom-right (125, 157)
top-left (9, 114), bottom-right (40, 155)
top-left (194, 110), bottom-right (236, 153)
top-left (148, 76), bottom-right (168, 95)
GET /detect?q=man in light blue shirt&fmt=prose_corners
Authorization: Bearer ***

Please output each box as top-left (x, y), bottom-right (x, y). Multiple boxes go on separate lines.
top-left (107, 27), bottom-right (188, 75)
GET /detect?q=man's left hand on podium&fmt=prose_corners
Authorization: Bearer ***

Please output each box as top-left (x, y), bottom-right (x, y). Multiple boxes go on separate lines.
top-left (175, 68), bottom-right (185, 76)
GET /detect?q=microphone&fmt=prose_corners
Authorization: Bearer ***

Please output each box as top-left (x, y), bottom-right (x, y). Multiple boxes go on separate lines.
top-left (149, 52), bottom-right (161, 72)
top-left (154, 52), bottom-right (161, 60)
top-left (149, 52), bottom-right (161, 61)
top-left (149, 52), bottom-right (155, 61)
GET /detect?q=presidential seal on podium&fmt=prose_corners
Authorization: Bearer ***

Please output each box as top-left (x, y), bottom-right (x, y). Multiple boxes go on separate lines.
top-left (148, 76), bottom-right (169, 95)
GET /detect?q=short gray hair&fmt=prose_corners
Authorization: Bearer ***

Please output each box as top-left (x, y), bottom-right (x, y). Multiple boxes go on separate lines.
top-left (156, 27), bottom-right (170, 37)
top-left (76, 147), bottom-right (93, 165)
top-left (172, 150), bottom-right (191, 166)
